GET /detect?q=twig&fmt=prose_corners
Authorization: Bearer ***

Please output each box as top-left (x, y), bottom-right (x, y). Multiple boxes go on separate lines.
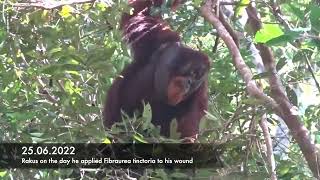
top-left (259, 115), bottom-right (277, 180)
top-left (304, 35), bottom-right (320, 41)
top-left (212, 35), bottom-right (220, 53)
top-left (212, 0), bottom-right (220, 53)
top-left (268, 0), bottom-right (291, 29)
top-left (218, 6), bottom-right (239, 47)
top-left (303, 53), bottom-right (320, 94)
top-left (13, 35), bottom-right (58, 104)
top-left (244, 112), bottom-right (257, 173)
top-left (13, 0), bottom-right (96, 9)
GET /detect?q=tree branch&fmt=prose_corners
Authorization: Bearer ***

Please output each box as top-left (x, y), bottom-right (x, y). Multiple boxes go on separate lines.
top-left (303, 53), bottom-right (320, 94)
top-left (259, 115), bottom-right (277, 180)
top-left (200, 0), bottom-right (278, 110)
top-left (218, 7), bottom-right (239, 47)
top-left (246, 4), bottom-right (320, 178)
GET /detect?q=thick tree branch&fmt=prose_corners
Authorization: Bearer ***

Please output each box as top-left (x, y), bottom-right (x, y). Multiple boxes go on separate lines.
top-left (246, 4), bottom-right (320, 178)
top-left (200, 0), bottom-right (278, 110)
top-left (201, 0), bottom-right (319, 177)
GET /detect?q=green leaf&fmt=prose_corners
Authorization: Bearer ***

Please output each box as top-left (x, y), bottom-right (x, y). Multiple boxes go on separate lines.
top-left (252, 72), bottom-right (271, 80)
top-left (102, 138), bottom-right (111, 144)
top-left (315, 133), bottom-right (320, 143)
top-left (169, 119), bottom-right (180, 139)
top-left (141, 103), bottom-right (153, 131)
top-left (310, 6), bottom-right (320, 33)
top-left (265, 35), bottom-right (294, 46)
top-left (276, 58), bottom-right (287, 71)
top-left (142, 104), bottom-right (152, 120)
top-left (193, 0), bottom-right (202, 6)
top-left (6, 111), bottom-right (36, 122)
top-left (48, 47), bottom-right (63, 54)
top-left (31, 136), bottom-right (46, 143)
top-left (0, 170), bottom-right (7, 177)
top-left (306, 39), bottom-right (320, 48)
top-left (0, 26), bottom-right (6, 42)
top-left (286, 86), bottom-right (298, 106)
top-left (266, 28), bottom-right (310, 46)
top-left (170, 172), bottom-right (188, 179)
top-left (292, 51), bottom-right (305, 63)
top-left (288, 4), bottom-right (305, 21)
top-left (279, 166), bottom-right (290, 175)
top-left (59, 5), bottom-right (73, 18)
top-left (255, 24), bottom-right (284, 43)
top-left (266, 29), bottom-right (305, 46)
top-left (133, 134), bottom-right (147, 143)
top-left (89, 61), bottom-right (112, 71)
top-left (41, 64), bottom-right (84, 75)
top-left (87, 46), bottom-right (116, 65)
top-left (73, 95), bottom-right (99, 114)
top-left (96, 2), bottom-right (109, 11)
top-left (29, 132), bottom-right (44, 137)
top-left (199, 118), bottom-right (209, 132)
top-left (235, 0), bottom-right (250, 17)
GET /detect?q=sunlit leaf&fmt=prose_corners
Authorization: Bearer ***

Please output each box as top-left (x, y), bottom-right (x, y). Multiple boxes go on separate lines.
top-left (0, 171), bottom-right (7, 177)
top-left (97, 2), bottom-right (109, 11)
top-left (31, 137), bottom-right (46, 143)
top-left (133, 134), bottom-right (147, 143)
top-left (102, 138), bottom-right (111, 144)
top-left (255, 24), bottom-right (284, 43)
top-left (59, 5), bottom-right (73, 18)
top-left (235, 0), bottom-right (250, 17)
top-left (252, 72), bottom-right (271, 80)
top-left (30, 132), bottom-right (44, 137)
top-left (266, 30), bottom-right (304, 46)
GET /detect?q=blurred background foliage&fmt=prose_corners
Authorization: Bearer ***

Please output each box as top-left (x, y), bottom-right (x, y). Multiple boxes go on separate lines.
top-left (0, 0), bottom-right (319, 179)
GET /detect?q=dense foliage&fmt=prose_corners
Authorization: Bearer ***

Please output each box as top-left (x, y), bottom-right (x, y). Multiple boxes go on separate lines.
top-left (0, 0), bottom-right (319, 179)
